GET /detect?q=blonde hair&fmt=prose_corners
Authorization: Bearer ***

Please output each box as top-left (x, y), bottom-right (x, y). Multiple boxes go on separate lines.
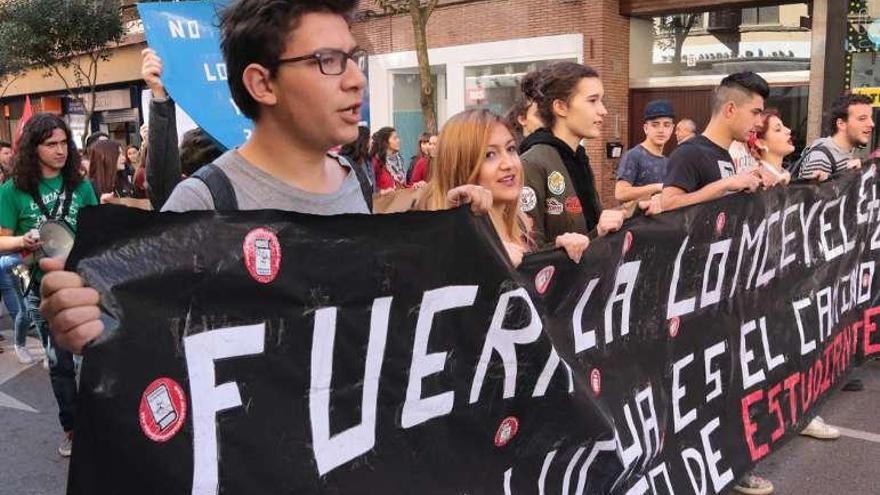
top-left (422, 109), bottom-right (525, 245)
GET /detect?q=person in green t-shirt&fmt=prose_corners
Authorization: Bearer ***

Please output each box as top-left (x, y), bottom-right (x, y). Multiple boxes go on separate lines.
top-left (0, 113), bottom-right (97, 458)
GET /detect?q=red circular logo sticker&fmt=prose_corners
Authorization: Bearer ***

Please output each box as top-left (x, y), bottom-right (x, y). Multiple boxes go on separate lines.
top-left (494, 416), bottom-right (520, 447)
top-left (715, 212), bottom-right (727, 236)
top-left (622, 231), bottom-right (633, 256)
top-left (139, 377), bottom-right (187, 442)
top-left (535, 266), bottom-right (556, 295)
top-left (590, 368), bottom-right (602, 396)
top-left (668, 316), bottom-right (681, 338)
top-left (564, 196), bottom-right (583, 214)
top-left (243, 228), bottom-right (282, 284)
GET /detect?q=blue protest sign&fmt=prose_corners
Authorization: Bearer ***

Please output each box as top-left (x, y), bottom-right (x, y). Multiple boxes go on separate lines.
top-left (137, 1), bottom-right (250, 150)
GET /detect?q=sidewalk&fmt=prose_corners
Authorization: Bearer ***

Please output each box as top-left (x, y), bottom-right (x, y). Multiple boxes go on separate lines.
top-left (0, 323), bottom-right (68, 495)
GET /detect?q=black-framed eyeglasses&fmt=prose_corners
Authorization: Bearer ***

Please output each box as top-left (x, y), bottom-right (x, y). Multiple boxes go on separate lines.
top-left (275, 48), bottom-right (367, 76)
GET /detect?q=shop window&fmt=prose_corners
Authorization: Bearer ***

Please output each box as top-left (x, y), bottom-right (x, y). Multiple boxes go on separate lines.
top-left (851, 52), bottom-right (880, 88)
top-left (464, 59), bottom-right (575, 116)
top-left (631, 3), bottom-right (809, 80)
top-left (392, 68), bottom-right (445, 168)
top-left (742, 7), bottom-right (780, 26)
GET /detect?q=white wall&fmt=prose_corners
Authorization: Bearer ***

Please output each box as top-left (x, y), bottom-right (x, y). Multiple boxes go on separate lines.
top-left (368, 34), bottom-right (583, 130)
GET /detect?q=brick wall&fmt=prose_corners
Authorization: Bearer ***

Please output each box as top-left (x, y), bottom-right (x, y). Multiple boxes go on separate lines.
top-left (352, 0), bottom-right (631, 206)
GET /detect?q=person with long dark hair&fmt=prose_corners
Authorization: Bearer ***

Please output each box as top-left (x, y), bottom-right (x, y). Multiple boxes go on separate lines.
top-left (0, 113), bottom-right (97, 458)
top-left (370, 126), bottom-right (406, 194)
top-left (340, 125), bottom-right (375, 193)
top-left (407, 131), bottom-right (437, 186)
top-left (87, 140), bottom-right (134, 201)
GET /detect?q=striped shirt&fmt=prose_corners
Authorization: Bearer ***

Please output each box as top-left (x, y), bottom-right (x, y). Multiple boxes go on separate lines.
top-left (798, 137), bottom-right (853, 179)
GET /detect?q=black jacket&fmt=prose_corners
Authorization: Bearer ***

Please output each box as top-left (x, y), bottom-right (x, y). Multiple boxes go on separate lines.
top-left (519, 129), bottom-right (603, 247)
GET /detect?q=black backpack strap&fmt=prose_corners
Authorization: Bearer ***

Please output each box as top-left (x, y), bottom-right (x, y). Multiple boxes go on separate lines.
top-left (331, 152), bottom-right (373, 213)
top-left (351, 161), bottom-right (374, 213)
top-left (191, 164), bottom-right (239, 211)
top-left (790, 145), bottom-right (836, 178)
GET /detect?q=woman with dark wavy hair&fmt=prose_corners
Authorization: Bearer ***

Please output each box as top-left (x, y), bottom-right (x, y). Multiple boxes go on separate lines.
top-left (0, 112), bottom-right (97, 458)
top-left (370, 126), bottom-right (406, 194)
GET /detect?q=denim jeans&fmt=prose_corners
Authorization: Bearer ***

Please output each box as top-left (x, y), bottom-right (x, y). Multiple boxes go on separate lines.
top-left (26, 286), bottom-right (77, 432)
top-left (0, 254), bottom-right (32, 348)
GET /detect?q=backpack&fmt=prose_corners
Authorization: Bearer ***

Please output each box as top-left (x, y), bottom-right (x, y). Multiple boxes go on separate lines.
top-left (786, 144), bottom-right (835, 180)
top-left (191, 160), bottom-right (374, 212)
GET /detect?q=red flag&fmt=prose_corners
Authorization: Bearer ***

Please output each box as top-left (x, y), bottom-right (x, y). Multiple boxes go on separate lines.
top-left (13, 95), bottom-right (33, 153)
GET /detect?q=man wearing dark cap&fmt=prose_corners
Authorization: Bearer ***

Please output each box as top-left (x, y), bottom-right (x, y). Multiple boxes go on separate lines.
top-left (614, 100), bottom-right (675, 203)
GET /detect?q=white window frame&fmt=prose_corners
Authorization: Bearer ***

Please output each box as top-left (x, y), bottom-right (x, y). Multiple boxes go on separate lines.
top-left (368, 34), bottom-right (583, 130)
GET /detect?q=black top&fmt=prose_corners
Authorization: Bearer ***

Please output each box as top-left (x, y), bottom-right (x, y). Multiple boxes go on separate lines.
top-left (663, 135), bottom-right (736, 193)
top-left (520, 128), bottom-right (602, 230)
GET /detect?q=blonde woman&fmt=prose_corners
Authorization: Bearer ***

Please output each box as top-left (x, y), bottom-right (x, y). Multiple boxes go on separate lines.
top-left (418, 109), bottom-right (593, 266)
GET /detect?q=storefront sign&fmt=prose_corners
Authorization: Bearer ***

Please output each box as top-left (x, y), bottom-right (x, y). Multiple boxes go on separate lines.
top-left (81, 89), bottom-right (132, 112)
top-left (853, 86), bottom-right (880, 106)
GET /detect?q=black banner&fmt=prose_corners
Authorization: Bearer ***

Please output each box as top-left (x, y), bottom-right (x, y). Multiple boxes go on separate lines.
top-left (68, 168), bottom-right (880, 495)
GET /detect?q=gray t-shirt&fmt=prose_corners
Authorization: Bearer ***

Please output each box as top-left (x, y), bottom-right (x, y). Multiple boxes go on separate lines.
top-left (798, 137), bottom-right (853, 179)
top-left (161, 150), bottom-right (370, 214)
top-left (616, 144), bottom-right (668, 186)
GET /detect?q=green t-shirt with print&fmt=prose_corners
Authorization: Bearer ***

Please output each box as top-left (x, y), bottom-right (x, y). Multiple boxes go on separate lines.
top-left (0, 175), bottom-right (98, 236)
top-left (0, 175), bottom-right (97, 282)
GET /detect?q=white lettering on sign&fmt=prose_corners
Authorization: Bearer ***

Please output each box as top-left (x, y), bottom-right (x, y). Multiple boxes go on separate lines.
top-left (185, 323), bottom-right (266, 495)
top-left (204, 63), bottom-right (228, 82)
top-left (169, 19), bottom-right (201, 39)
top-left (309, 297), bottom-right (391, 476)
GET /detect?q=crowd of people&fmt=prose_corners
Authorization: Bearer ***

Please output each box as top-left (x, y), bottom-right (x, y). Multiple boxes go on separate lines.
top-left (0, 1), bottom-right (874, 493)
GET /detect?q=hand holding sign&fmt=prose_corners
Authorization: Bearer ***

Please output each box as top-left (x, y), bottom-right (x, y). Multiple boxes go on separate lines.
top-left (137, 2), bottom-right (252, 150)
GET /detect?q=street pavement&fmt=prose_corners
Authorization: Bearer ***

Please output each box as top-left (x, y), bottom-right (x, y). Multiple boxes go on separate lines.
top-left (0, 317), bottom-right (878, 494)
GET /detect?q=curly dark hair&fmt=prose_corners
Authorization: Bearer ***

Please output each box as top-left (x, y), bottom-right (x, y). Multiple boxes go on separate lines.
top-left (220, 0), bottom-right (358, 121)
top-left (521, 62), bottom-right (599, 130)
top-left (825, 92), bottom-right (874, 137)
top-left (505, 94), bottom-right (532, 141)
top-left (369, 126), bottom-right (396, 163)
top-left (340, 125), bottom-right (370, 165)
top-left (12, 113), bottom-right (83, 196)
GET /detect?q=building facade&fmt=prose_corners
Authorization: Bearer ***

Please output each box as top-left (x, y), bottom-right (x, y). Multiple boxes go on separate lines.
top-left (0, 2), bottom-right (147, 149)
top-left (355, 0), bottom-right (840, 205)
top-left (1, 0), bottom-right (857, 205)
top-left (845, 0), bottom-right (880, 148)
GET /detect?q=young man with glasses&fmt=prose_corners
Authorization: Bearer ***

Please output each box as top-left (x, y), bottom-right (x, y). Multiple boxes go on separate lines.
top-left (41, 0), bottom-right (489, 354)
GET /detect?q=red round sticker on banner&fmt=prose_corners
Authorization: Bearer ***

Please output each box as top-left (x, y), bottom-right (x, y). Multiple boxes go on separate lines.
top-left (715, 212), bottom-right (727, 235)
top-left (243, 228), bottom-right (282, 284)
top-left (139, 377), bottom-right (187, 443)
top-left (494, 416), bottom-right (520, 447)
top-left (590, 368), bottom-right (602, 396)
top-left (622, 231), bottom-right (633, 256)
top-left (668, 316), bottom-right (681, 338)
top-left (535, 266), bottom-right (556, 295)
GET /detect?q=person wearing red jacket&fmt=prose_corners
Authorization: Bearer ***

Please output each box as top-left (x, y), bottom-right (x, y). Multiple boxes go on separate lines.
top-left (408, 132), bottom-right (437, 186)
top-left (370, 127), bottom-right (406, 194)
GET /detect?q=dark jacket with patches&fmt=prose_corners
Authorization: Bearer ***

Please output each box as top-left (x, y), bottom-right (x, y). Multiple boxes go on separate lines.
top-left (519, 129), bottom-right (602, 248)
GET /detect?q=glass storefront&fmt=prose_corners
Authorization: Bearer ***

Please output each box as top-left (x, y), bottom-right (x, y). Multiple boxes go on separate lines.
top-left (463, 59), bottom-right (575, 116)
top-left (847, 1), bottom-right (880, 150)
top-left (631, 3), bottom-right (811, 80)
top-left (629, 2), bottom-right (811, 152)
top-left (392, 68), bottom-right (445, 167)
